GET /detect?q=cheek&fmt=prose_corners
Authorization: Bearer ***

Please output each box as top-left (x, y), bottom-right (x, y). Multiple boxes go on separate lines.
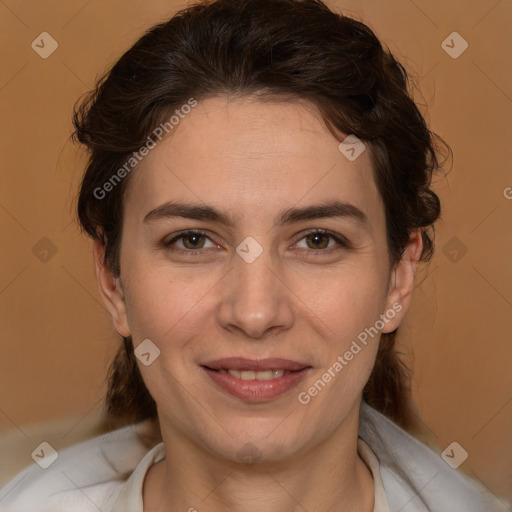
top-left (122, 258), bottom-right (222, 344)
top-left (298, 265), bottom-right (387, 386)
top-left (298, 263), bottom-right (388, 334)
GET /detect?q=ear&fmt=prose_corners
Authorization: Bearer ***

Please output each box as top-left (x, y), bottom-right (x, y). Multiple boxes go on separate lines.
top-left (93, 238), bottom-right (131, 337)
top-left (381, 228), bottom-right (423, 333)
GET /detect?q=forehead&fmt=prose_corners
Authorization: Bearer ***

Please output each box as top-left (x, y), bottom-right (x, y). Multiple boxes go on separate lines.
top-left (124, 96), bottom-right (384, 228)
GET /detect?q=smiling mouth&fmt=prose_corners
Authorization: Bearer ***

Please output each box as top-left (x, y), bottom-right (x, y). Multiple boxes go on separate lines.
top-left (202, 367), bottom-right (305, 380)
top-left (200, 365), bottom-right (311, 401)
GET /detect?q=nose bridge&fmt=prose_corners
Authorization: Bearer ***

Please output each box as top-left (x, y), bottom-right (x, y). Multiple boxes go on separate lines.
top-left (217, 243), bottom-right (294, 338)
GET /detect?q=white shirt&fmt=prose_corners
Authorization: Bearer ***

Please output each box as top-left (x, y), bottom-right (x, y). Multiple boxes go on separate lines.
top-left (0, 401), bottom-right (507, 512)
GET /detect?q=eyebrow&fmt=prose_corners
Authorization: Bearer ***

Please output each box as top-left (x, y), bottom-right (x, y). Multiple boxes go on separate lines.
top-left (143, 200), bottom-right (369, 230)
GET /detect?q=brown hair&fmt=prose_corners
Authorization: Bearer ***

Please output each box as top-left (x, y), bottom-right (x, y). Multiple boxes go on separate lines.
top-left (73, 0), bottom-right (447, 430)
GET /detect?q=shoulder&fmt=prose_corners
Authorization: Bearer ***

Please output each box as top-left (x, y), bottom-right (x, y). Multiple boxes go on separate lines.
top-left (359, 401), bottom-right (509, 512)
top-left (0, 420), bottom-right (159, 512)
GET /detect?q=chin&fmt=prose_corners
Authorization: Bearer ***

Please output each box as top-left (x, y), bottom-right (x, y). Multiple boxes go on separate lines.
top-left (201, 421), bottom-right (308, 465)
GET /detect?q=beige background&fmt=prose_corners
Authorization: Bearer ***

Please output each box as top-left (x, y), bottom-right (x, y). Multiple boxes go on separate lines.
top-left (0, 0), bottom-right (511, 505)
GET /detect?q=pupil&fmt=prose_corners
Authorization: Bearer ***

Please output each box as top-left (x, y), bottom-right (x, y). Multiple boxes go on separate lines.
top-left (308, 233), bottom-right (327, 249)
top-left (184, 233), bottom-right (204, 249)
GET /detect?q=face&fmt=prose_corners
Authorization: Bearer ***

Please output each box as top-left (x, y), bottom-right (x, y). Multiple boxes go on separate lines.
top-left (96, 95), bottom-right (421, 463)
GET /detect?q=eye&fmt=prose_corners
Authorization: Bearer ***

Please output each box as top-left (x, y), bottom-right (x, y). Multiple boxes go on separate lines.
top-left (163, 228), bottom-right (350, 257)
top-left (164, 230), bottom-right (219, 253)
top-left (294, 229), bottom-right (350, 251)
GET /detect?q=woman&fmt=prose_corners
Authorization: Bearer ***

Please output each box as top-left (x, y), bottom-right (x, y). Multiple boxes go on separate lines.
top-left (0, 0), bottom-right (506, 510)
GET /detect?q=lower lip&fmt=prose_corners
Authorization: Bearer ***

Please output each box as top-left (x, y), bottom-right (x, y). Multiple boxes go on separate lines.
top-left (202, 367), bottom-right (310, 401)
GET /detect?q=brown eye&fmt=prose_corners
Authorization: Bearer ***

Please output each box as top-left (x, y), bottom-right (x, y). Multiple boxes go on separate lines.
top-left (165, 230), bottom-right (218, 252)
top-left (181, 232), bottom-right (206, 249)
top-left (305, 232), bottom-right (330, 249)
top-left (295, 229), bottom-right (348, 251)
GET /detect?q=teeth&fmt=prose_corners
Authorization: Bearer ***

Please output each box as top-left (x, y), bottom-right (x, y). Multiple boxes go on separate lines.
top-left (224, 369), bottom-right (286, 380)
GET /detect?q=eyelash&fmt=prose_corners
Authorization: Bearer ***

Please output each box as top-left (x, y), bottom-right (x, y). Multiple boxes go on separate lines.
top-left (163, 229), bottom-right (351, 256)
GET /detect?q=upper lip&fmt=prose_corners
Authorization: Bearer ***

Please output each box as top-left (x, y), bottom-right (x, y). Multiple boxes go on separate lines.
top-left (202, 357), bottom-right (310, 372)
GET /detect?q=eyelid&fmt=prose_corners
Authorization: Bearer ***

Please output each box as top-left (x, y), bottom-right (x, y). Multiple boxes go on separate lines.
top-left (293, 228), bottom-right (352, 250)
top-left (164, 229), bottom-right (217, 248)
top-left (163, 228), bottom-right (351, 254)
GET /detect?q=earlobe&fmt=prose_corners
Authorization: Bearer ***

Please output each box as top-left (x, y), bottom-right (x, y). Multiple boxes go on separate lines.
top-left (92, 238), bottom-right (131, 338)
top-left (382, 229), bottom-right (423, 333)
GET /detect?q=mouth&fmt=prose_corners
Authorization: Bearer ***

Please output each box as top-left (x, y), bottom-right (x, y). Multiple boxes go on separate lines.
top-left (204, 367), bottom-right (299, 380)
top-left (200, 357), bottom-right (312, 401)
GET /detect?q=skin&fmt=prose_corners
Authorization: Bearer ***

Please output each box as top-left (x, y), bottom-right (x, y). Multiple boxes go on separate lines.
top-left (94, 95), bottom-right (422, 512)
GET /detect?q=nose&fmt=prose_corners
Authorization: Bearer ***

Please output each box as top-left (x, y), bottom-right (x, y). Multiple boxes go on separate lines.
top-left (217, 246), bottom-right (295, 339)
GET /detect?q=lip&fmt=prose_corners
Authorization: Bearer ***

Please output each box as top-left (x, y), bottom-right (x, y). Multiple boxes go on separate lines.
top-left (201, 359), bottom-right (312, 402)
top-left (201, 357), bottom-right (310, 372)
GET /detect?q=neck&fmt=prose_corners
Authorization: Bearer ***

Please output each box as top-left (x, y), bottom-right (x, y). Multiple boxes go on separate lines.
top-left (143, 403), bottom-right (374, 512)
